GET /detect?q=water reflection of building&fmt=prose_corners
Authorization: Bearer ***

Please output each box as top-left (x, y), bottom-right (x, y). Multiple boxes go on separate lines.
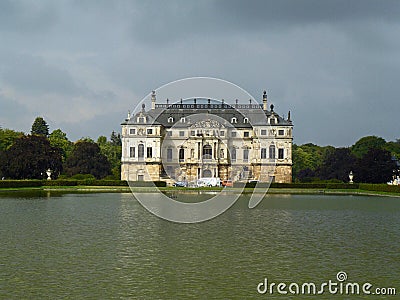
top-left (121, 91), bottom-right (293, 183)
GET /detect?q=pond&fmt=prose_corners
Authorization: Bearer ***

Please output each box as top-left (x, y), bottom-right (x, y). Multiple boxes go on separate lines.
top-left (0, 192), bottom-right (399, 299)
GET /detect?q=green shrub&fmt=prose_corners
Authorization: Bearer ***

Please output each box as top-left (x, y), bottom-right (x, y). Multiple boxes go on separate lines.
top-left (128, 181), bottom-right (166, 187)
top-left (71, 174), bottom-right (96, 180)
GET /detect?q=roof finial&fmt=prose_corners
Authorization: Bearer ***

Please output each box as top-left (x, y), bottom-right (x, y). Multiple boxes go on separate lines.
top-left (263, 90), bottom-right (268, 111)
top-left (151, 90), bottom-right (156, 110)
top-left (270, 103), bottom-right (274, 112)
top-left (288, 110), bottom-right (291, 121)
top-left (141, 103), bottom-right (145, 112)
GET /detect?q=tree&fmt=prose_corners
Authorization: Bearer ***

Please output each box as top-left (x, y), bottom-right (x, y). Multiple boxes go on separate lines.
top-left (0, 135), bottom-right (62, 179)
top-left (48, 129), bottom-right (73, 161)
top-left (110, 131), bottom-right (121, 146)
top-left (31, 117), bottom-right (49, 136)
top-left (351, 136), bottom-right (386, 158)
top-left (64, 141), bottom-right (111, 179)
top-left (354, 148), bottom-right (397, 183)
top-left (97, 133), bottom-right (122, 179)
top-left (317, 147), bottom-right (357, 182)
top-left (0, 128), bottom-right (24, 151)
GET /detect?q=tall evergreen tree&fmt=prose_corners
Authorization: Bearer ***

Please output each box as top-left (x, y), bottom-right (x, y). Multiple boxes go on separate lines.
top-left (31, 117), bottom-right (49, 136)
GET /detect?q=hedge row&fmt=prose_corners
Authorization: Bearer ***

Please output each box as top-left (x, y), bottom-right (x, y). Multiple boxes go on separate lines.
top-left (0, 179), bottom-right (169, 188)
top-left (359, 183), bottom-right (400, 193)
top-left (239, 182), bottom-right (361, 189)
top-left (0, 180), bottom-right (43, 188)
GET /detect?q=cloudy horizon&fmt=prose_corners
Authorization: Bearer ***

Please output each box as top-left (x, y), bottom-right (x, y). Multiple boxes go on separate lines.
top-left (1, 0), bottom-right (399, 146)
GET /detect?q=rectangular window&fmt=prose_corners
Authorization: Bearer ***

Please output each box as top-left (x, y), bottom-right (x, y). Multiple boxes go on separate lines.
top-left (261, 148), bottom-right (267, 159)
top-left (129, 128), bottom-right (136, 135)
top-left (220, 130), bottom-right (225, 136)
top-left (147, 147), bottom-right (152, 158)
top-left (243, 149), bottom-right (249, 162)
top-left (231, 148), bottom-right (236, 162)
top-left (179, 131), bottom-right (185, 137)
top-left (167, 148), bottom-right (173, 162)
top-left (190, 130), bottom-right (195, 136)
top-left (179, 148), bottom-right (185, 161)
top-left (278, 148), bottom-right (284, 159)
top-left (167, 131), bottom-right (172, 137)
top-left (231, 131), bottom-right (237, 138)
top-left (244, 131), bottom-right (249, 138)
top-left (147, 128), bottom-right (153, 135)
top-left (261, 129), bottom-right (267, 136)
top-left (278, 129), bottom-right (284, 136)
top-left (129, 146), bottom-right (135, 158)
top-left (270, 118), bottom-right (276, 125)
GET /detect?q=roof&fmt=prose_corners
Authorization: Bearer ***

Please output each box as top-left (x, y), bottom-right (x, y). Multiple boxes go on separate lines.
top-left (121, 100), bottom-right (292, 128)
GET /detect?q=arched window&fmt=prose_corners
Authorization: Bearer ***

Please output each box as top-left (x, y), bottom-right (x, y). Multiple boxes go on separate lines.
top-left (269, 145), bottom-right (276, 159)
top-left (138, 144), bottom-right (145, 158)
top-left (180, 117), bottom-right (186, 123)
top-left (203, 144), bottom-right (212, 160)
top-left (243, 117), bottom-right (249, 124)
top-left (168, 116), bottom-right (174, 123)
top-left (231, 117), bottom-right (237, 124)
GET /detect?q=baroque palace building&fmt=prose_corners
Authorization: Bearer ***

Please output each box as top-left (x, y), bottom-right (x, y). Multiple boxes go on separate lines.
top-left (121, 91), bottom-right (293, 184)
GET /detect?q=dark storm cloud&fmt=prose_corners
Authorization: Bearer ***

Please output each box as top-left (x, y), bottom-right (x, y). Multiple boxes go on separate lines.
top-left (0, 0), bottom-right (399, 145)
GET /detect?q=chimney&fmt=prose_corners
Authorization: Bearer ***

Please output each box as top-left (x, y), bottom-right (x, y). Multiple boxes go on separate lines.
top-left (263, 90), bottom-right (267, 111)
top-left (151, 90), bottom-right (156, 110)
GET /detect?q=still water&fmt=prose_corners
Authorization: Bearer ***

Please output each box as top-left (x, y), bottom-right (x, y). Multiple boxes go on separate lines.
top-left (0, 192), bottom-right (399, 299)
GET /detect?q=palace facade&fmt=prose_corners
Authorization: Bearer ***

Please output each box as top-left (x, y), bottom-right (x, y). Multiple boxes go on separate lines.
top-left (121, 91), bottom-right (293, 184)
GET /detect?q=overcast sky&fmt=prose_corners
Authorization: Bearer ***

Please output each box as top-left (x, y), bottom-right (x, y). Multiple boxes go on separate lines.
top-left (1, 0), bottom-right (399, 146)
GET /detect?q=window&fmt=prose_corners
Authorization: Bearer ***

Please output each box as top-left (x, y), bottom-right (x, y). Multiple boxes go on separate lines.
top-left (203, 144), bottom-right (212, 159)
top-left (179, 131), bottom-right (185, 137)
top-left (243, 149), bottom-right (249, 162)
top-left (231, 117), bottom-right (237, 123)
top-left (278, 148), bottom-right (284, 159)
top-left (220, 149), bottom-right (224, 158)
top-left (270, 118), bottom-right (276, 125)
top-left (261, 148), bottom-right (267, 159)
top-left (167, 131), bottom-right (172, 137)
top-left (180, 117), bottom-right (186, 123)
top-left (231, 131), bottom-right (237, 138)
top-left (138, 117), bottom-right (146, 123)
top-left (168, 117), bottom-right (174, 123)
top-left (278, 130), bottom-right (284, 136)
top-left (261, 129), bottom-right (267, 136)
top-left (179, 148), bottom-right (185, 161)
top-left (138, 144), bottom-right (144, 158)
top-left (129, 146), bottom-right (135, 158)
top-left (269, 145), bottom-right (276, 159)
top-left (190, 130), bottom-right (195, 136)
top-left (244, 131), bottom-right (250, 138)
top-left (147, 147), bottom-right (152, 158)
top-left (230, 148), bottom-right (236, 162)
top-left (243, 117), bottom-right (249, 123)
top-left (147, 128), bottom-right (153, 135)
top-left (129, 128), bottom-right (136, 135)
top-left (220, 130), bottom-right (225, 136)
top-left (167, 148), bottom-right (173, 162)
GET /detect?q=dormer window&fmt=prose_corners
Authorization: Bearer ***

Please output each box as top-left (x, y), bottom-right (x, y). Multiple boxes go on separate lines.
top-left (180, 117), bottom-right (186, 123)
top-left (269, 117), bottom-right (277, 125)
top-left (168, 116), bottom-right (174, 123)
top-left (138, 117), bottom-right (146, 123)
top-left (231, 117), bottom-right (237, 124)
top-left (243, 117), bottom-right (249, 124)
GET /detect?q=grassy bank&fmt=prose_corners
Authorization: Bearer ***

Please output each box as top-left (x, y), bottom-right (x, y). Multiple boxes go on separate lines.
top-left (0, 180), bottom-right (399, 197)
